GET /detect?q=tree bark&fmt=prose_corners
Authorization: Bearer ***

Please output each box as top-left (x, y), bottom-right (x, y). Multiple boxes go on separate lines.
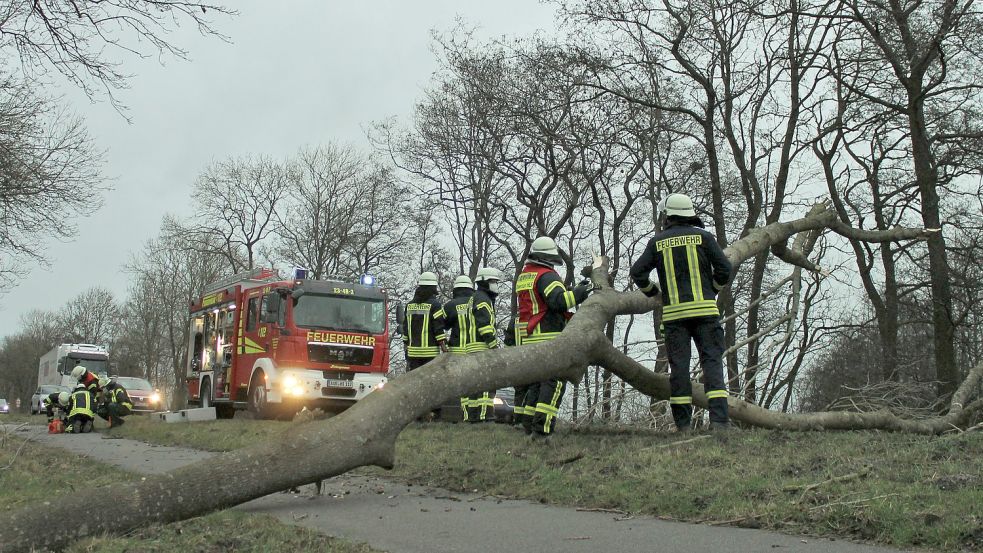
top-left (0, 203), bottom-right (959, 553)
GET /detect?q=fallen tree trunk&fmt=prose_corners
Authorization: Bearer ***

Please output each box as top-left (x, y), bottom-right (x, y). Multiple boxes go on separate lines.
top-left (0, 201), bottom-right (971, 552)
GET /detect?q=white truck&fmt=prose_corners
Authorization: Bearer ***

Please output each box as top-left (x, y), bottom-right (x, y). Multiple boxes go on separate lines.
top-left (38, 344), bottom-right (110, 389)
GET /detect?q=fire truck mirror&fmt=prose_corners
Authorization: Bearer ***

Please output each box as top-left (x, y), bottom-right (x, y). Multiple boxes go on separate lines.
top-left (260, 293), bottom-right (281, 324)
top-left (291, 287), bottom-right (306, 300)
top-left (394, 302), bottom-right (405, 327)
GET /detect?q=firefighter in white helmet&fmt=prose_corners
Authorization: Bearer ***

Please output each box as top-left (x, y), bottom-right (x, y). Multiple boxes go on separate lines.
top-left (43, 391), bottom-right (70, 424)
top-left (399, 271), bottom-right (448, 372)
top-left (441, 275), bottom-right (477, 419)
top-left (462, 267), bottom-right (503, 422)
top-left (70, 363), bottom-right (101, 395)
top-left (630, 193), bottom-right (733, 431)
top-left (515, 237), bottom-right (593, 438)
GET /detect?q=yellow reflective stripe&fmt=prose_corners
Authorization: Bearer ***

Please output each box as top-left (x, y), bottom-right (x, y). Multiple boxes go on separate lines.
top-left (686, 244), bottom-right (703, 302)
top-left (713, 281), bottom-right (725, 291)
top-left (640, 281), bottom-right (657, 293)
top-left (520, 333), bottom-right (562, 344)
top-left (478, 325), bottom-right (496, 335)
top-left (422, 311), bottom-right (431, 349)
top-left (669, 396), bottom-right (692, 405)
top-left (563, 290), bottom-right (576, 309)
top-left (448, 346), bottom-right (468, 354)
top-left (663, 248), bottom-right (679, 304)
top-left (543, 280), bottom-right (565, 299)
top-left (706, 390), bottom-right (729, 399)
top-left (407, 346), bottom-right (440, 356)
top-left (662, 299), bottom-right (719, 313)
top-left (433, 308), bottom-right (446, 319)
top-left (663, 309), bottom-right (720, 322)
top-left (466, 342), bottom-right (489, 353)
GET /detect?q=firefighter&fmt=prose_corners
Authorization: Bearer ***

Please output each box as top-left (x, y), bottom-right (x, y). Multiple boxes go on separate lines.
top-left (464, 267), bottom-right (502, 423)
top-left (629, 193), bottom-right (732, 432)
top-left (43, 391), bottom-right (70, 423)
top-left (516, 237), bottom-right (592, 439)
top-left (399, 271), bottom-right (448, 371)
top-left (70, 364), bottom-right (101, 394)
top-left (96, 377), bottom-right (133, 428)
top-left (504, 316), bottom-right (528, 429)
top-left (443, 275), bottom-right (476, 420)
top-left (65, 385), bottom-right (96, 434)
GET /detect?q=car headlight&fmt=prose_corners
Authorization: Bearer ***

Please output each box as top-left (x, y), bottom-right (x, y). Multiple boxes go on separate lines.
top-left (150, 393), bottom-right (161, 403)
top-left (493, 397), bottom-right (504, 405)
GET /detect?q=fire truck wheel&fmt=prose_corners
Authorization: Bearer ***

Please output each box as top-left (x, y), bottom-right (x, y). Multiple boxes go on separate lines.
top-left (248, 373), bottom-right (277, 420)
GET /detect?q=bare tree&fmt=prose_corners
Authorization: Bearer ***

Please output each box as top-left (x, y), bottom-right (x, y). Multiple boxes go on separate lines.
top-left (191, 155), bottom-right (291, 272)
top-left (0, 75), bottom-right (104, 287)
top-left (3, 204), bottom-right (973, 553)
top-left (57, 286), bottom-right (119, 345)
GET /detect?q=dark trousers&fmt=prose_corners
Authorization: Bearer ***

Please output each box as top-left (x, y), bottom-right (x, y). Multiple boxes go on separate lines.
top-left (407, 357), bottom-right (434, 372)
top-left (513, 384), bottom-right (530, 426)
top-left (97, 403), bottom-right (131, 427)
top-left (522, 379), bottom-right (565, 435)
top-left (664, 317), bottom-right (729, 428)
top-left (463, 391), bottom-right (495, 422)
top-left (67, 415), bottom-right (94, 433)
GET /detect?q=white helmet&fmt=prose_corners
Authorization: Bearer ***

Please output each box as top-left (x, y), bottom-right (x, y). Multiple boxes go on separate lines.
top-left (70, 366), bottom-right (86, 380)
top-left (475, 267), bottom-right (502, 283)
top-left (417, 271), bottom-right (439, 286)
top-left (529, 236), bottom-right (562, 265)
top-left (57, 392), bottom-right (70, 406)
top-left (658, 193), bottom-right (696, 218)
top-left (453, 275), bottom-right (474, 289)
top-left (98, 377), bottom-right (111, 388)
top-left (75, 384), bottom-right (86, 391)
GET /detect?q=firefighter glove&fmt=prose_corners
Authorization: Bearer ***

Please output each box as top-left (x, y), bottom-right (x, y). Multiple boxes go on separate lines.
top-left (573, 283), bottom-right (593, 304)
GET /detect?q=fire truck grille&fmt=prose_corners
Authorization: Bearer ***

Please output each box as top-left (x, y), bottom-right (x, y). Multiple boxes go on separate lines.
top-left (308, 344), bottom-right (374, 366)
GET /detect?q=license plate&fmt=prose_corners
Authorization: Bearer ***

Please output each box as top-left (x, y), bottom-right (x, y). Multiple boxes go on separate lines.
top-left (327, 379), bottom-right (353, 388)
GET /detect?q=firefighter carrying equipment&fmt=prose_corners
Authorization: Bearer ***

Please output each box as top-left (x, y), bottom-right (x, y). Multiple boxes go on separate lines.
top-left (629, 211), bottom-right (732, 429)
top-left (515, 258), bottom-right (590, 435)
top-left (400, 286), bottom-right (448, 361)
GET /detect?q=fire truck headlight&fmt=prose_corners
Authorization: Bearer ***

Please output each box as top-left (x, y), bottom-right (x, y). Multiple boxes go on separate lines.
top-left (150, 393), bottom-right (161, 404)
top-left (376, 381), bottom-right (385, 389)
top-left (291, 386), bottom-right (305, 396)
top-left (281, 376), bottom-right (298, 389)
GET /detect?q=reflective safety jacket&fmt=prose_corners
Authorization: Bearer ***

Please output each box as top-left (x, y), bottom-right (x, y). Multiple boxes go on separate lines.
top-left (69, 389), bottom-right (95, 419)
top-left (629, 221), bottom-right (732, 323)
top-left (467, 287), bottom-right (498, 353)
top-left (43, 393), bottom-right (66, 415)
top-left (104, 383), bottom-right (133, 410)
top-left (400, 296), bottom-right (447, 359)
top-left (515, 263), bottom-right (576, 345)
top-left (79, 370), bottom-right (100, 393)
top-left (444, 289), bottom-right (475, 354)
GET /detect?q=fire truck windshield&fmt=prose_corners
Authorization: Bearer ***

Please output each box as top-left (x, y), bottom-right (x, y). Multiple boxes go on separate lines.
top-left (292, 294), bottom-right (386, 334)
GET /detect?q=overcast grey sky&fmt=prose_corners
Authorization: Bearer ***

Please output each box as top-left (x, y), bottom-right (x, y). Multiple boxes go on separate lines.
top-left (0, 1), bottom-right (559, 336)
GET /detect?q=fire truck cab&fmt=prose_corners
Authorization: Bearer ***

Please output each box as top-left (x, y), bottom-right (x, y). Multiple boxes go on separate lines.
top-left (185, 268), bottom-right (390, 419)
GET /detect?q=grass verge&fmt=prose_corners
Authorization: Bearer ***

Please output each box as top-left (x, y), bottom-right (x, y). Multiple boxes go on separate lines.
top-left (112, 415), bottom-right (983, 551)
top-left (0, 426), bottom-right (379, 553)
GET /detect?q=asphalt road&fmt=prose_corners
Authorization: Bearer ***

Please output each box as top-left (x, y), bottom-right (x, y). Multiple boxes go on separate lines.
top-left (4, 423), bottom-right (918, 553)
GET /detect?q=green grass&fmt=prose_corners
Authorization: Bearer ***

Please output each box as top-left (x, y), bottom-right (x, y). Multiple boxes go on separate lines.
top-left (0, 427), bottom-right (380, 552)
top-left (111, 416), bottom-right (983, 551)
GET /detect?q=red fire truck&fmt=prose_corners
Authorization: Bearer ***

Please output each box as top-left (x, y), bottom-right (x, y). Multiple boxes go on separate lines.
top-left (185, 268), bottom-right (390, 419)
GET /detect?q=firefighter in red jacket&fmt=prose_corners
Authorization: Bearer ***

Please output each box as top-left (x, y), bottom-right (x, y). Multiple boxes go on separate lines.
top-left (516, 237), bottom-right (592, 438)
top-left (463, 267), bottom-right (502, 423)
top-left (630, 193), bottom-right (733, 431)
top-left (399, 271), bottom-right (448, 371)
top-left (71, 364), bottom-right (101, 394)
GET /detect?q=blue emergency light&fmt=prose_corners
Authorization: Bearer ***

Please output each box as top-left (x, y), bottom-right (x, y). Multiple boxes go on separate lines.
top-left (291, 267), bottom-right (309, 280)
top-left (360, 274), bottom-right (376, 286)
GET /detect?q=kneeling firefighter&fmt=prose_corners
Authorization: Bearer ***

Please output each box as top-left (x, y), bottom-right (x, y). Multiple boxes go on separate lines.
top-left (66, 385), bottom-right (95, 434)
top-left (43, 391), bottom-right (70, 423)
top-left (463, 267), bottom-right (502, 423)
top-left (96, 377), bottom-right (133, 428)
top-left (516, 237), bottom-right (592, 438)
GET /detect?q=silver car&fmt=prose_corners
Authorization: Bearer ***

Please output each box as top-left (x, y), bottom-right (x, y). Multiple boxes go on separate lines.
top-left (30, 385), bottom-right (70, 415)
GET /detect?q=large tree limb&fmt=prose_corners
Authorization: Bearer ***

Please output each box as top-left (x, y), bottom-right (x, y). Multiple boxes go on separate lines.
top-left (0, 201), bottom-right (968, 552)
